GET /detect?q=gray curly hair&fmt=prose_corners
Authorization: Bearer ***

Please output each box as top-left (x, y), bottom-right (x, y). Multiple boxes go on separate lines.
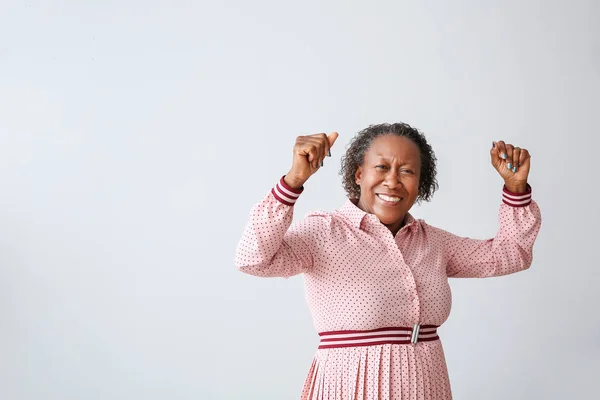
top-left (339, 122), bottom-right (439, 203)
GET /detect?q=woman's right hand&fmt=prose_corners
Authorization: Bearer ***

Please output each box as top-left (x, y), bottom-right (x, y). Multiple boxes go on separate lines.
top-left (284, 132), bottom-right (339, 189)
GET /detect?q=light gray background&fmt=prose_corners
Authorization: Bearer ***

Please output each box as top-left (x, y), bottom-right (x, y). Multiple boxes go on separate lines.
top-left (1, 0), bottom-right (598, 399)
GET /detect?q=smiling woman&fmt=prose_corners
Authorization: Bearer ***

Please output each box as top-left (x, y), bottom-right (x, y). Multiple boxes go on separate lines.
top-left (349, 130), bottom-right (431, 235)
top-left (235, 122), bottom-right (542, 400)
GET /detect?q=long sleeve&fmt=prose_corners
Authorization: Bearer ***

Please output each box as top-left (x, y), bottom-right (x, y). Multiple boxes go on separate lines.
top-left (235, 177), bottom-right (327, 279)
top-left (445, 185), bottom-right (542, 278)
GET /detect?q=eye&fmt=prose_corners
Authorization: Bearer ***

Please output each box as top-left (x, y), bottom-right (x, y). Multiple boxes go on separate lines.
top-left (375, 165), bottom-right (388, 170)
top-left (401, 169), bottom-right (414, 174)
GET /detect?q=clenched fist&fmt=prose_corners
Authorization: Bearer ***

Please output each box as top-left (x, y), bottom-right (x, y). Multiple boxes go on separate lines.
top-left (284, 132), bottom-right (339, 189)
top-left (491, 140), bottom-right (531, 193)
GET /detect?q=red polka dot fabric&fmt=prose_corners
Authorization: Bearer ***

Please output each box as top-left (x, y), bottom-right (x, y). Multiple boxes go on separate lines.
top-left (235, 177), bottom-right (542, 399)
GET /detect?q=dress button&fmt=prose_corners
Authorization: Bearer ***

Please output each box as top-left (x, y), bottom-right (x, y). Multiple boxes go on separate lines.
top-left (413, 297), bottom-right (419, 304)
top-left (406, 274), bottom-right (412, 280)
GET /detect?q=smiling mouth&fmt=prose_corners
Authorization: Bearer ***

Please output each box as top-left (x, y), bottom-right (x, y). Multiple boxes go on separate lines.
top-left (376, 194), bottom-right (403, 204)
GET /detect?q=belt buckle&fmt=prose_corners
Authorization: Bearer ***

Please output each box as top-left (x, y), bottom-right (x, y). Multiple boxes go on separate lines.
top-left (411, 323), bottom-right (421, 344)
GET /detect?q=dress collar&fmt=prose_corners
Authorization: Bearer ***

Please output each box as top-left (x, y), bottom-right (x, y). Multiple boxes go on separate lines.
top-left (337, 198), bottom-right (419, 233)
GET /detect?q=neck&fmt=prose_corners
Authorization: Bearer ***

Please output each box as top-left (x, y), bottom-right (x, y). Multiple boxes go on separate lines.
top-left (385, 216), bottom-right (406, 236)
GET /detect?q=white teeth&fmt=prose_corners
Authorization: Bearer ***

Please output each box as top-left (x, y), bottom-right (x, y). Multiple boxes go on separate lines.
top-left (377, 194), bottom-right (402, 202)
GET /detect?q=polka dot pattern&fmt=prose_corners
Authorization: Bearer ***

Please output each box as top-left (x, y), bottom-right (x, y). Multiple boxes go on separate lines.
top-left (235, 182), bottom-right (542, 399)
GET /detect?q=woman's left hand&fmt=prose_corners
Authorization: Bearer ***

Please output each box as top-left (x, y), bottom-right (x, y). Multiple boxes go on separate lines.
top-left (490, 140), bottom-right (530, 193)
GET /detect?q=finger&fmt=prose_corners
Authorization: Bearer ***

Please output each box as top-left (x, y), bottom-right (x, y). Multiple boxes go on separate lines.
top-left (320, 132), bottom-right (338, 160)
top-left (327, 132), bottom-right (339, 154)
top-left (505, 144), bottom-right (514, 173)
top-left (294, 139), bottom-right (310, 165)
top-left (518, 148), bottom-right (530, 168)
top-left (496, 141), bottom-right (508, 162)
top-left (312, 134), bottom-right (326, 168)
top-left (299, 143), bottom-right (316, 165)
top-left (308, 145), bottom-right (320, 170)
top-left (512, 147), bottom-right (521, 173)
top-left (518, 149), bottom-right (531, 173)
top-left (308, 134), bottom-right (327, 168)
top-left (296, 138), bottom-right (313, 163)
top-left (490, 141), bottom-right (502, 165)
top-left (318, 133), bottom-right (328, 167)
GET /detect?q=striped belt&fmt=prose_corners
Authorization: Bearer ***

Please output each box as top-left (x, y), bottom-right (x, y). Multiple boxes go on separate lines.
top-left (318, 324), bottom-right (439, 349)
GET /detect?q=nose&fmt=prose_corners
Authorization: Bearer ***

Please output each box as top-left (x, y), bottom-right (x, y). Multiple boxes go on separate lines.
top-left (383, 171), bottom-right (402, 189)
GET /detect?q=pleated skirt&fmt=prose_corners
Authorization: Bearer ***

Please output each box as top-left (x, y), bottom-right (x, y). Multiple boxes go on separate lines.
top-left (300, 340), bottom-right (452, 400)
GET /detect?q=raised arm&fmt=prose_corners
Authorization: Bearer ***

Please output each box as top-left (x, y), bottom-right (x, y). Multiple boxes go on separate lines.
top-left (235, 132), bottom-right (338, 278)
top-left (446, 140), bottom-right (542, 278)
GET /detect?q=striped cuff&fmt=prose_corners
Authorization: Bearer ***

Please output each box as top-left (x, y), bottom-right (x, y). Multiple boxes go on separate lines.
top-left (271, 176), bottom-right (303, 206)
top-left (502, 184), bottom-right (532, 207)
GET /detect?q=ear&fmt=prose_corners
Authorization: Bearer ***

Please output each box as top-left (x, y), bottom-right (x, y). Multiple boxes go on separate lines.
top-left (355, 166), bottom-right (363, 185)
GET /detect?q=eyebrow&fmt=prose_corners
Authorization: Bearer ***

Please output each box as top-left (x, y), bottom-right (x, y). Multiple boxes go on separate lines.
top-left (375, 155), bottom-right (416, 164)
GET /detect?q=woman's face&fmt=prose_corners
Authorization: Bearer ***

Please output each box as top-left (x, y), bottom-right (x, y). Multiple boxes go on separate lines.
top-left (355, 134), bottom-right (421, 234)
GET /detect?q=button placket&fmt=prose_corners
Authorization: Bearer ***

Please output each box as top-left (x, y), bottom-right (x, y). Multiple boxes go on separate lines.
top-left (386, 235), bottom-right (416, 283)
top-left (374, 221), bottom-right (421, 320)
top-left (388, 235), bottom-right (420, 317)
top-left (380, 229), bottom-right (405, 264)
top-left (394, 228), bottom-right (420, 317)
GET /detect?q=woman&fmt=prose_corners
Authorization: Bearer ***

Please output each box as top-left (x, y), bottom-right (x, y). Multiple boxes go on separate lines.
top-left (235, 123), bottom-right (541, 399)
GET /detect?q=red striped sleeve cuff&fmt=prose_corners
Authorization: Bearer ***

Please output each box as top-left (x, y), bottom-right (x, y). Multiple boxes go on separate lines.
top-left (271, 176), bottom-right (304, 206)
top-left (502, 184), bottom-right (532, 207)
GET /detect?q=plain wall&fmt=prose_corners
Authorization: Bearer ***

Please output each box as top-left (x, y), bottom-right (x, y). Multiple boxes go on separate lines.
top-left (1, 0), bottom-right (598, 399)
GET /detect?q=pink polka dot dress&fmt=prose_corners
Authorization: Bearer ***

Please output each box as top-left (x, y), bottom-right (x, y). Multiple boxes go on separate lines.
top-left (235, 177), bottom-right (542, 399)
